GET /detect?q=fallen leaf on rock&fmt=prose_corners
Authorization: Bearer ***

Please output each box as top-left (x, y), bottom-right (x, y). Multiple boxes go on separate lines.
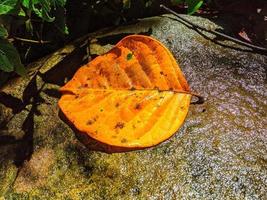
top-left (59, 35), bottom-right (197, 149)
top-left (238, 29), bottom-right (252, 42)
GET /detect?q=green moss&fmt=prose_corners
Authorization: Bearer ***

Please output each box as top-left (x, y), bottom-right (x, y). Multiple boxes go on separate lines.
top-left (0, 161), bottom-right (17, 197)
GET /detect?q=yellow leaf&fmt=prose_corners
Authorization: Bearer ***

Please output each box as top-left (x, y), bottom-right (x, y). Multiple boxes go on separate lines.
top-left (59, 35), bottom-right (193, 149)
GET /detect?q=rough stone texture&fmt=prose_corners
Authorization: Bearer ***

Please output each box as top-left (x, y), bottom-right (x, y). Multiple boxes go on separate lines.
top-left (0, 14), bottom-right (266, 199)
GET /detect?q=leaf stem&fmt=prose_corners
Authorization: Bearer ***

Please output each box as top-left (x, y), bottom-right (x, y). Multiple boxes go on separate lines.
top-left (60, 87), bottom-right (204, 104)
top-left (11, 37), bottom-right (51, 44)
top-left (189, 92), bottom-right (205, 104)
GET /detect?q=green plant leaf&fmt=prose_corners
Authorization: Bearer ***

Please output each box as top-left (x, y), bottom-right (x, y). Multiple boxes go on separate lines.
top-left (63, 25), bottom-right (68, 34)
top-left (54, 0), bottom-right (66, 7)
top-left (14, 60), bottom-right (27, 76)
top-left (0, 0), bottom-right (18, 15)
top-left (22, 0), bottom-right (55, 22)
top-left (123, 0), bottom-right (131, 9)
top-left (186, 0), bottom-right (203, 15)
top-left (0, 50), bottom-right (13, 72)
top-left (33, 0), bottom-right (55, 22)
top-left (0, 39), bottom-right (26, 76)
top-left (22, 0), bottom-right (68, 36)
top-left (18, 8), bottom-right (26, 16)
top-left (53, 5), bottom-right (68, 34)
top-left (25, 18), bottom-right (33, 34)
top-left (22, 0), bottom-right (30, 8)
top-left (0, 25), bottom-right (8, 38)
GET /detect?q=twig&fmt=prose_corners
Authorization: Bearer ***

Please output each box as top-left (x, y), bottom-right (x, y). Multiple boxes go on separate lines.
top-left (12, 37), bottom-right (51, 44)
top-left (160, 4), bottom-right (267, 52)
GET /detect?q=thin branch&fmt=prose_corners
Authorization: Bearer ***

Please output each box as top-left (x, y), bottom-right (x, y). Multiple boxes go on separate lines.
top-left (160, 4), bottom-right (267, 52)
top-left (12, 37), bottom-right (51, 44)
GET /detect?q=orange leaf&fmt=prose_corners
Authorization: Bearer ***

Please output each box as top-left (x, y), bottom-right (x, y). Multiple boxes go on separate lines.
top-left (59, 35), bottom-right (193, 149)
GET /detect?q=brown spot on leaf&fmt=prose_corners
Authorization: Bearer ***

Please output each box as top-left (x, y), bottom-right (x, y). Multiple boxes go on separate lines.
top-left (121, 138), bottom-right (127, 143)
top-left (87, 120), bottom-right (94, 125)
top-left (115, 122), bottom-right (125, 129)
top-left (135, 103), bottom-right (142, 110)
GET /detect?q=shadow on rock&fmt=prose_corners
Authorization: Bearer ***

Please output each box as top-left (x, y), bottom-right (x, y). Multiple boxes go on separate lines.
top-left (163, 15), bottom-right (267, 55)
top-left (40, 48), bottom-right (87, 86)
top-left (39, 29), bottom-right (152, 87)
top-left (0, 75), bottom-right (46, 167)
top-left (0, 92), bottom-right (24, 115)
top-left (96, 30), bottom-right (152, 46)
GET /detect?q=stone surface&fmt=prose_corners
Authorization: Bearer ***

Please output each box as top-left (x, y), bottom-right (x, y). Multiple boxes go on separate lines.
top-left (0, 14), bottom-right (266, 199)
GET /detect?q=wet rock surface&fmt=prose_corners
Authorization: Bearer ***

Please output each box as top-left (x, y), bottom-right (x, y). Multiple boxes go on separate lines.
top-left (0, 14), bottom-right (266, 199)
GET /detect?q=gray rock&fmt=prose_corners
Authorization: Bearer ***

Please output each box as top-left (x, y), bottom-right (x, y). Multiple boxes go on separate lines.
top-left (0, 14), bottom-right (266, 200)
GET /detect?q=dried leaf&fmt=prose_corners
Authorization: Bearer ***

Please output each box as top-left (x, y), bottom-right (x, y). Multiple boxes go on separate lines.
top-left (59, 35), bottom-right (192, 148)
top-left (238, 29), bottom-right (252, 43)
